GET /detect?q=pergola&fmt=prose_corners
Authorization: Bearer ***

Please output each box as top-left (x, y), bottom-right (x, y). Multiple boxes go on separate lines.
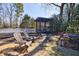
top-left (35, 17), bottom-right (52, 34)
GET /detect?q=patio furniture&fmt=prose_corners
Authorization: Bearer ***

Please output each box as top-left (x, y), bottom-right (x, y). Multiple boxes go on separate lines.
top-left (23, 32), bottom-right (43, 43)
top-left (13, 32), bottom-right (32, 53)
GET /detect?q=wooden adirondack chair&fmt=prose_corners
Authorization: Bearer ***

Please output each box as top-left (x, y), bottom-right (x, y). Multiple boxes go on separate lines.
top-left (23, 32), bottom-right (39, 43)
top-left (13, 32), bottom-right (32, 53)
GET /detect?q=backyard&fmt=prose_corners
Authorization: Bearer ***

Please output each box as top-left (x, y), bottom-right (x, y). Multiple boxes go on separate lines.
top-left (0, 3), bottom-right (79, 56)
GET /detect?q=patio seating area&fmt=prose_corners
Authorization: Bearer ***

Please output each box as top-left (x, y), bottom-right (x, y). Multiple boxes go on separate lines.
top-left (0, 32), bottom-right (46, 56)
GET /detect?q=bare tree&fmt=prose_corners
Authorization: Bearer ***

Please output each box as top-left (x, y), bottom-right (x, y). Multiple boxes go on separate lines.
top-left (48, 3), bottom-right (66, 20)
top-left (0, 4), bottom-right (7, 28)
top-left (5, 4), bottom-right (16, 27)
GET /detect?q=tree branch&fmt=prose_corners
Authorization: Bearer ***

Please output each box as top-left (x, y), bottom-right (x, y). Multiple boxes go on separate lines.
top-left (50, 3), bottom-right (61, 8)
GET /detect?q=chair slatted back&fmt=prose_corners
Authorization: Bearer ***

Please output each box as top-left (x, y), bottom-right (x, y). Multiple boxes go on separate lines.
top-left (14, 32), bottom-right (23, 42)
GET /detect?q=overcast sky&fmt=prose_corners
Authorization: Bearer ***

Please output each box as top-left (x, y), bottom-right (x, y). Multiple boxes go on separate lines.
top-left (24, 3), bottom-right (60, 19)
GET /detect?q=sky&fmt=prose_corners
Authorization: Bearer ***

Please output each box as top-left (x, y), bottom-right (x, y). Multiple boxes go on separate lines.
top-left (24, 3), bottom-right (60, 19)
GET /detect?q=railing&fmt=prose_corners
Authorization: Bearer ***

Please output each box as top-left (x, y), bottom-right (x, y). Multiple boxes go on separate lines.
top-left (0, 28), bottom-right (36, 33)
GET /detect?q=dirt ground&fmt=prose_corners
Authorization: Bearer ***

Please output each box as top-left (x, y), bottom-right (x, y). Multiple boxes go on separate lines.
top-left (28, 35), bottom-right (79, 56)
top-left (0, 35), bottom-right (79, 56)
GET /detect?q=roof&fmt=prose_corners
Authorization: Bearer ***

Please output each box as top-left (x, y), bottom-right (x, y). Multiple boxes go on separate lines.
top-left (35, 17), bottom-right (52, 22)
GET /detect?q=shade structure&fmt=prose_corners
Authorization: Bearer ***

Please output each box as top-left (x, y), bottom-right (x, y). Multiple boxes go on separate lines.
top-left (35, 17), bottom-right (53, 34)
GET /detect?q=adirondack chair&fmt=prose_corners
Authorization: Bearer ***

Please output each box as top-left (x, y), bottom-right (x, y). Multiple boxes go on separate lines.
top-left (13, 32), bottom-right (32, 53)
top-left (23, 32), bottom-right (39, 43)
top-left (23, 32), bottom-right (32, 40)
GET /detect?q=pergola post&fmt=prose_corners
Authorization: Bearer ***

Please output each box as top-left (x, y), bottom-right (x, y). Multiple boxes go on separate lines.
top-left (44, 22), bottom-right (46, 30)
top-left (36, 21), bottom-right (37, 33)
top-left (39, 22), bottom-right (41, 32)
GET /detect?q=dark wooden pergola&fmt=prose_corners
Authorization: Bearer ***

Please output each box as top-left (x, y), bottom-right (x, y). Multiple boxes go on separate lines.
top-left (35, 17), bottom-right (52, 34)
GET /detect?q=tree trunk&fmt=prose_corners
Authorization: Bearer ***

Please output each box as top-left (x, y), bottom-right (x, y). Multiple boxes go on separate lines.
top-left (10, 17), bottom-right (12, 28)
top-left (16, 18), bottom-right (18, 28)
top-left (64, 3), bottom-right (75, 31)
top-left (59, 4), bottom-right (65, 32)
